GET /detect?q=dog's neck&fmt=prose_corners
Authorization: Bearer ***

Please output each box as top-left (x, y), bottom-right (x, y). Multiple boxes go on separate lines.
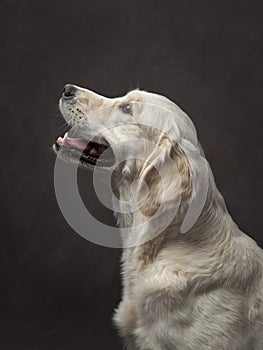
top-left (114, 167), bottom-right (237, 256)
top-left (114, 164), bottom-right (255, 304)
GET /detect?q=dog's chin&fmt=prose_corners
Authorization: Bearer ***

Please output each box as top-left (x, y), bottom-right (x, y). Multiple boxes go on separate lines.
top-left (53, 130), bottom-right (115, 169)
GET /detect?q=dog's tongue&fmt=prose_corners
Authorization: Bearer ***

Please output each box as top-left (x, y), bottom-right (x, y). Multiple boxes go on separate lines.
top-left (65, 137), bottom-right (92, 151)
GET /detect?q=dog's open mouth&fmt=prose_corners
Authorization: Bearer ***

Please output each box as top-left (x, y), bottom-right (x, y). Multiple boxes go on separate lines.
top-left (54, 131), bottom-right (115, 167)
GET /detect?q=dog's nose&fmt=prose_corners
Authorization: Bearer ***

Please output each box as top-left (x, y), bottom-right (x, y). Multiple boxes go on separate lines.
top-left (63, 84), bottom-right (76, 97)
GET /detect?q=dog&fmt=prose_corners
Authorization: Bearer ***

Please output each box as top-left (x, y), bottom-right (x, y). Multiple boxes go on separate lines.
top-left (53, 84), bottom-right (263, 350)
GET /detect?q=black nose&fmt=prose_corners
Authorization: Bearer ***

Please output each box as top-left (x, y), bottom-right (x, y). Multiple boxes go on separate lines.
top-left (63, 84), bottom-right (76, 97)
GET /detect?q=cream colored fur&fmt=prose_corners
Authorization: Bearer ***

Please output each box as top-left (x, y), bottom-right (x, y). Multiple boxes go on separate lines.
top-left (59, 86), bottom-right (263, 350)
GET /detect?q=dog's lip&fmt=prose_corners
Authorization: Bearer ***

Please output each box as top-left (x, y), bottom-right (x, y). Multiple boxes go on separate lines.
top-left (54, 132), bottom-right (115, 167)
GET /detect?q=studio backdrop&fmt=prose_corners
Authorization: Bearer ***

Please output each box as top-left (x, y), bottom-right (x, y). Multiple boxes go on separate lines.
top-left (1, 1), bottom-right (262, 349)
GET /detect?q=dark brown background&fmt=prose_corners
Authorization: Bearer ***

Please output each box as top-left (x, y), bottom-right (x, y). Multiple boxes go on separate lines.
top-left (1, 0), bottom-right (263, 349)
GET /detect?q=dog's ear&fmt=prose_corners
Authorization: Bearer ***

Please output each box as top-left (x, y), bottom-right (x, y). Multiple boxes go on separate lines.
top-left (137, 134), bottom-right (192, 217)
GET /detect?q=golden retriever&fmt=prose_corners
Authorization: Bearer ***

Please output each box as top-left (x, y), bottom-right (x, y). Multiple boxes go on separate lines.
top-left (53, 84), bottom-right (263, 350)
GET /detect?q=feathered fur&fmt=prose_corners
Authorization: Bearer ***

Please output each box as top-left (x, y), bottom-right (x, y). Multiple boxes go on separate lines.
top-left (58, 86), bottom-right (263, 350)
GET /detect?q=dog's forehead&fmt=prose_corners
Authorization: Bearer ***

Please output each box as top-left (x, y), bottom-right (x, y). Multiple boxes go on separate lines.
top-left (125, 90), bottom-right (169, 106)
top-left (124, 90), bottom-right (145, 102)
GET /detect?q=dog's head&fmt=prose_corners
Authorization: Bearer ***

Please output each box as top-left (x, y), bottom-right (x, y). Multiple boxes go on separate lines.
top-left (54, 85), bottom-right (208, 231)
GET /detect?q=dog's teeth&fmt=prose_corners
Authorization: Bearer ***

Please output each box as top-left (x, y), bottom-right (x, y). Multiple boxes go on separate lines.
top-left (57, 137), bottom-right (63, 145)
top-left (60, 132), bottom-right (68, 145)
top-left (89, 148), bottom-right (97, 155)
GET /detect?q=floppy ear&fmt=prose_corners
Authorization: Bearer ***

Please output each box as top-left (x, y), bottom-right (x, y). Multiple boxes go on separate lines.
top-left (137, 134), bottom-right (192, 217)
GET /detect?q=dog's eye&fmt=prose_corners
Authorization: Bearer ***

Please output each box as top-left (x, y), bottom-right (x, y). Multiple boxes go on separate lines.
top-left (119, 103), bottom-right (132, 115)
